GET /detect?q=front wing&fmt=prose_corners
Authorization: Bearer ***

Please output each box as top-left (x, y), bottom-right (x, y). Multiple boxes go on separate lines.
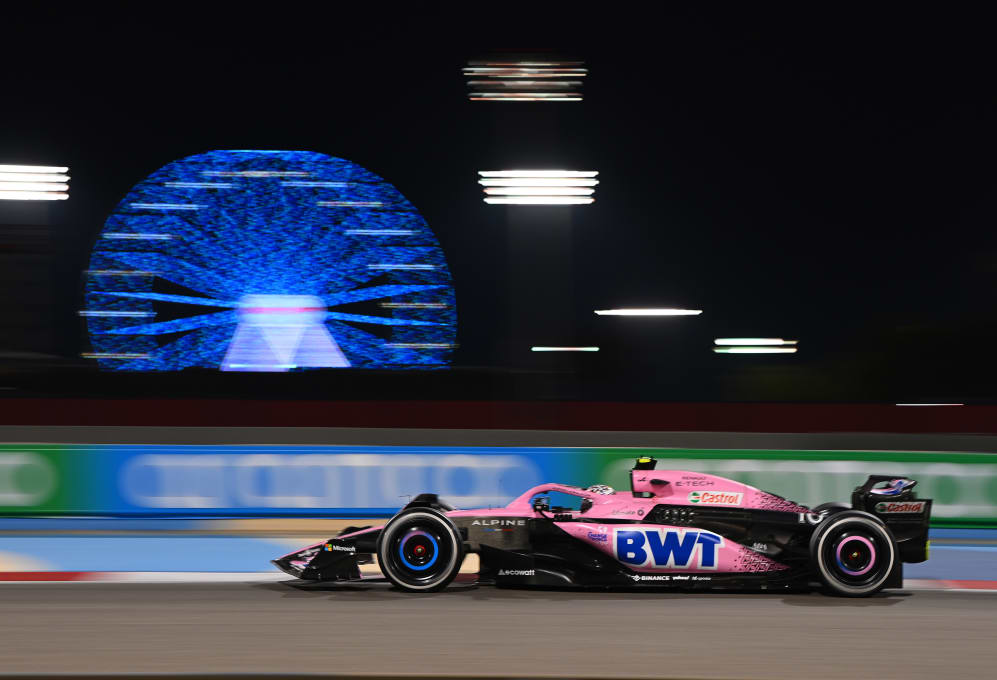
top-left (272, 527), bottom-right (380, 582)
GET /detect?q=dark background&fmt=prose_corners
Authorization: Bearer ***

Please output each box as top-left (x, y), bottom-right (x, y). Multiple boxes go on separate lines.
top-left (2, 4), bottom-right (996, 403)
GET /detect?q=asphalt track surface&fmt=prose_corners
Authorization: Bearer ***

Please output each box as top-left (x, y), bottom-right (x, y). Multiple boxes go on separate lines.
top-left (1, 581), bottom-right (995, 679)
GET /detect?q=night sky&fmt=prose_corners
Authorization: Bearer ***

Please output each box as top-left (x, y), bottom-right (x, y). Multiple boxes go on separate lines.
top-left (2, 5), bottom-right (996, 402)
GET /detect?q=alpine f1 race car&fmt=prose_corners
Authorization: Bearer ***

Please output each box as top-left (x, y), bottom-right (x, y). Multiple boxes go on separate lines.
top-left (273, 456), bottom-right (932, 597)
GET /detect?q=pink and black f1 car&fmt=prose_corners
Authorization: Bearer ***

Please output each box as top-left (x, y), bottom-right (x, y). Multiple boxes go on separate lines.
top-left (273, 456), bottom-right (931, 597)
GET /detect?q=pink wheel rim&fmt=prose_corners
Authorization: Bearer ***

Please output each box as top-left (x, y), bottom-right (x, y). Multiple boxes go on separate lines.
top-left (835, 535), bottom-right (876, 576)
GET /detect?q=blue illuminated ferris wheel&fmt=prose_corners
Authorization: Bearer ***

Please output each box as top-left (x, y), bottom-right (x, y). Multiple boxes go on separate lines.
top-left (83, 150), bottom-right (457, 371)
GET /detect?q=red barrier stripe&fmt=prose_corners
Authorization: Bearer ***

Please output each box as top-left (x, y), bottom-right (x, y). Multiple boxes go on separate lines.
top-left (940, 579), bottom-right (997, 590)
top-left (906, 579), bottom-right (997, 590)
top-left (0, 572), bottom-right (95, 581)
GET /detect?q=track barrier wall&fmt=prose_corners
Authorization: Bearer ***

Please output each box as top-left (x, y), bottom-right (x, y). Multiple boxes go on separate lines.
top-left (2, 444), bottom-right (995, 526)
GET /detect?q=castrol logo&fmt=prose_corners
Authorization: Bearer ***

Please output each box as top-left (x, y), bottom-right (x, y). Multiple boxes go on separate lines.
top-left (688, 490), bottom-right (743, 506)
top-left (875, 501), bottom-right (925, 514)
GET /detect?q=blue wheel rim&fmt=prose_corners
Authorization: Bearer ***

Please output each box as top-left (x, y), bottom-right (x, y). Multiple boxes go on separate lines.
top-left (399, 529), bottom-right (439, 571)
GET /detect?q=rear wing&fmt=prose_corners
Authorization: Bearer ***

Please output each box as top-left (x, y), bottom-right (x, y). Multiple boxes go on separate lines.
top-left (852, 475), bottom-right (932, 563)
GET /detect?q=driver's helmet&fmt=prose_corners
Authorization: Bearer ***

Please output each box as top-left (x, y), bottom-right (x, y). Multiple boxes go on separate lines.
top-left (586, 484), bottom-right (615, 495)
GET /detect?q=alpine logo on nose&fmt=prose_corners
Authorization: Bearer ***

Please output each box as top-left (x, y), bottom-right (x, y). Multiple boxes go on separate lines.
top-left (614, 528), bottom-right (724, 569)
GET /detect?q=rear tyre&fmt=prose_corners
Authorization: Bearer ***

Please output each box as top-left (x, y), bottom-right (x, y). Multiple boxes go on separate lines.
top-left (377, 508), bottom-right (464, 592)
top-left (810, 511), bottom-right (896, 597)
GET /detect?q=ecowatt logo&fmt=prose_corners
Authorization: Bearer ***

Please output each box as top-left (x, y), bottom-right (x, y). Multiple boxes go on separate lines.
top-left (498, 569), bottom-right (535, 577)
top-left (687, 490), bottom-right (743, 506)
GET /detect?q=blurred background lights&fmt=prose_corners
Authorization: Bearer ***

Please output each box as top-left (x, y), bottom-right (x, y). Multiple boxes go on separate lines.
top-left (482, 179), bottom-right (599, 187)
top-left (0, 164), bottom-right (70, 200)
top-left (464, 58), bottom-right (586, 102)
top-left (714, 338), bottom-right (798, 346)
top-left (485, 196), bottom-right (592, 205)
top-left (480, 170), bottom-right (598, 205)
top-left (595, 308), bottom-right (702, 316)
top-left (531, 346), bottom-right (600, 352)
top-left (713, 337), bottom-right (798, 354)
top-left (485, 187), bottom-right (594, 195)
top-left (714, 347), bottom-right (798, 354)
top-left (480, 171), bottom-right (598, 177)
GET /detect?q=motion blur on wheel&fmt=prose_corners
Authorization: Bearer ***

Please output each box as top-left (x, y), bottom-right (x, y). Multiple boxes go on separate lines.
top-left (274, 456), bottom-right (931, 597)
top-left (377, 508), bottom-right (465, 592)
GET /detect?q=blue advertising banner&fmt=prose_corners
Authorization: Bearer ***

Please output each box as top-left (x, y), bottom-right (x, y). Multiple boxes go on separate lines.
top-left (1, 444), bottom-right (995, 524)
top-left (98, 445), bottom-right (573, 516)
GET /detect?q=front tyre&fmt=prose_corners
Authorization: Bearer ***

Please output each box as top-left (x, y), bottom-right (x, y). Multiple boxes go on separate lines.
top-left (377, 508), bottom-right (464, 592)
top-left (810, 511), bottom-right (896, 597)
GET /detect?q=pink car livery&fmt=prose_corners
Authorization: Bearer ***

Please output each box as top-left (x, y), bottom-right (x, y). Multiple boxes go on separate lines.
top-left (274, 456), bottom-right (932, 597)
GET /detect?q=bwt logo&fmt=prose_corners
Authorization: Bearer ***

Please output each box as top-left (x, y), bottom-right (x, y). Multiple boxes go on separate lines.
top-left (615, 529), bottom-right (724, 570)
